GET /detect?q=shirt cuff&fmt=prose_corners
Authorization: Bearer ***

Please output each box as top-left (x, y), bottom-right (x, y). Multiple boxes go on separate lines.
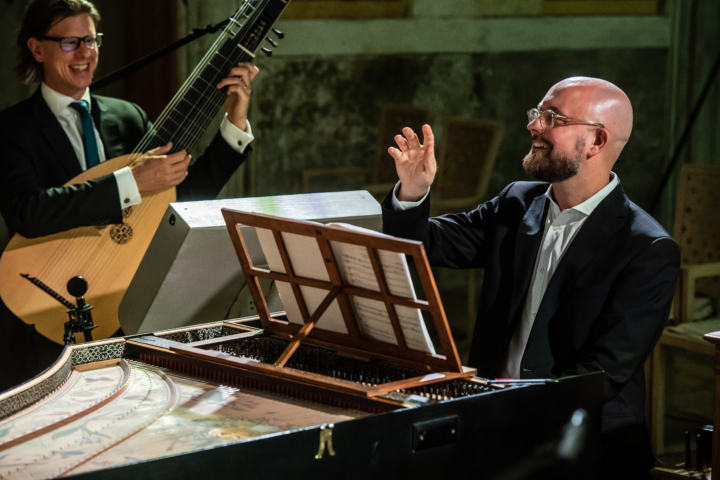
top-left (220, 115), bottom-right (254, 154)
top-left (391, 181), bottom-right (431, 211)
top-left (113, 166), bottom-right (142, 209)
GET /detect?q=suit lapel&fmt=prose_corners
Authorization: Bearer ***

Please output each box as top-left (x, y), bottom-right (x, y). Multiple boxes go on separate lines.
top-left (29, 88), bottom-right (82, 179)
top-left (92, 96), bottom-right (123, 159)
top-left (508, 194), bottom-right (548, 327)
top-left (532, 183), bottom-right (629, 329)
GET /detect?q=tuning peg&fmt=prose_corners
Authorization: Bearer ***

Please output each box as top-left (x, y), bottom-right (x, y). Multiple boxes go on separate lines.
top-left (272, 28), bottom-right (285, 39)
top-left (261, 47), bottom-right (272, 57)
top-left (266, 37), bottom-right (278, 48)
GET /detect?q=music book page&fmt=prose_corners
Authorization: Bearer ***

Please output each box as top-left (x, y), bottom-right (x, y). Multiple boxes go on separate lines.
top-left (254, 224), bottom-right (435, 354)
top-left (255, 227), bottom-right (348, 335)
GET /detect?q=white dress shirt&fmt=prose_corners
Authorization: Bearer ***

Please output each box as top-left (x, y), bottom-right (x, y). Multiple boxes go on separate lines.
top-left (40, 83), bottom-right (254, 209)
top-left (497, 174), bottom-right (619, 378)
top-left (390, 174), bottom-right (620, 378)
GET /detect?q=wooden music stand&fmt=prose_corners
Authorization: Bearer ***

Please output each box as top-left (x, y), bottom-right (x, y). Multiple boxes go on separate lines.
top-left (171, 208), bottom-right (475, 399)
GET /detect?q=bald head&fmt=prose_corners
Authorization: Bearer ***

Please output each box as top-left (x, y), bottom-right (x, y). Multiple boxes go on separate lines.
top-left (546, 77), bottom-right (633, 162)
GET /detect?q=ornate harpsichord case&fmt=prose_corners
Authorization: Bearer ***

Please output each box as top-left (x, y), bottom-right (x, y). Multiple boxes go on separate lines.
top-left (0, 208), bottom-right (605, 479)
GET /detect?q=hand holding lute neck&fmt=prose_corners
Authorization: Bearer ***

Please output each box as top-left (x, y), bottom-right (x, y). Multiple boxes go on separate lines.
top-left (218, 62), bottom-right (259, 132)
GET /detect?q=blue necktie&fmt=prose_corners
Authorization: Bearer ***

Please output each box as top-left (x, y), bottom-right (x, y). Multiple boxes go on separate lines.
top-left (69, 100), bottom-right (101, 169)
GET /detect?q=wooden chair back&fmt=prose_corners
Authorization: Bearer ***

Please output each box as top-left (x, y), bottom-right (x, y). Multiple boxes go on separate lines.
top-left (431, 117), bottom-right (503, 216)
top-left (371, 105), bottom-right (433, 185)
top-left (672, 163), bottom-right (720, 322)
top-left (673, 163), bottom-right (720, 267)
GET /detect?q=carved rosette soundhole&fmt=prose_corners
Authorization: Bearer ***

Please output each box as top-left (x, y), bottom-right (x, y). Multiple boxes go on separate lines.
top-left (110, 223), bottom-right (133, 245)
top-left (122, 206), bottom-right (133, 219)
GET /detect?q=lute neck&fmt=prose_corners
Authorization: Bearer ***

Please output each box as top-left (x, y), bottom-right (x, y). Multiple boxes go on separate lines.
top-left (132, 0), bottom-right (287, 156)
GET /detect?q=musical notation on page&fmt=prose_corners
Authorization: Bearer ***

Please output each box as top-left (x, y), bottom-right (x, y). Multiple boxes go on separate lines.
top-left (255, 223), bottom-right (435, 354)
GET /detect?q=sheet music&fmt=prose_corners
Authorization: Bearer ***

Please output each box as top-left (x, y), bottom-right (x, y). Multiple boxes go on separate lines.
top-left (254, 224), bottom-right (435, 354)
top-left (255, 228), bottom-right (348, 334)
top-left (327, 225), bottom-right (435, 354)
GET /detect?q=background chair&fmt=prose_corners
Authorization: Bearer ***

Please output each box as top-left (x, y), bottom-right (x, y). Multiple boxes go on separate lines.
top-left (301, 104), bottom-right (432, 196)
top-left (672, 163), bottom-right (720, 324)
top-left (430, 117), bottom-right (502, 217)
top-left (362, 105), bottom-right (434, 200)
top-left (429, 117), bottom-right (503, 346)
top-left (649, 163), bottom-right (720, 455)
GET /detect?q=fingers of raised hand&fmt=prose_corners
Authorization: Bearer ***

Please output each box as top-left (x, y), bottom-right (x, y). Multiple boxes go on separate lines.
top-left (394, 134), bottom-right (410, 153)
top-left (403, 127), bottom-right (422, 150)
top-left (388, 146), bottom-right (403, 161)
top-left (421, 124), bottom-right (435, 150)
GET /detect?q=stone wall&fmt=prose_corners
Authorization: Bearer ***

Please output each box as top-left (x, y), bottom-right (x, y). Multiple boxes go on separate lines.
top-left (0, 0), bottom-right (672, 249)
top-left (246, 48), bottom-right (667, 210)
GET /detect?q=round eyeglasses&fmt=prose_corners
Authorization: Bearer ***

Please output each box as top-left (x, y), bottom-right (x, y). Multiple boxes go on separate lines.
top-left (527, 108), bottom-right (604, 131)
top-left (42, 34), bottom-right (103, 52)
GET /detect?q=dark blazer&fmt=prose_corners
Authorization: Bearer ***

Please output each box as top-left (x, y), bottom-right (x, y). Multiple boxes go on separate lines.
top-left (382, 180), bottom-right (679, 472)
top-left (0, 88), bottom-right (251, 238)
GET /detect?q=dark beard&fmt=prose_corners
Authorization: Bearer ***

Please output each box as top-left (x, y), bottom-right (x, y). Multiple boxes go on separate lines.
top-left (522, 136), bottom-right (585, 183)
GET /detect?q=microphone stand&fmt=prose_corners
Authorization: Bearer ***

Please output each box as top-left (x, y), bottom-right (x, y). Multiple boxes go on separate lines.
top-left (90, 17), bottom-right (232, 91)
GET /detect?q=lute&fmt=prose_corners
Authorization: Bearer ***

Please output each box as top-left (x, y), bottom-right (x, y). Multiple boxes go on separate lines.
top-left (0, 0), bottom-right (290, 344)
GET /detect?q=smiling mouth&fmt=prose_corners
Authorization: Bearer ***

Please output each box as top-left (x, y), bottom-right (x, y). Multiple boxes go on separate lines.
top-left (70, 65), bottom-right (88, 71)
top-left (531, 135), bottom-right (551, 150)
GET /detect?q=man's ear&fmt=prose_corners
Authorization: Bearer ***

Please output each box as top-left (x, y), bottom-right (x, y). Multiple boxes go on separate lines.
top-left (588, 128), bottom-right (608, 158)
top-left (27, 37), bottom-right (44, 63)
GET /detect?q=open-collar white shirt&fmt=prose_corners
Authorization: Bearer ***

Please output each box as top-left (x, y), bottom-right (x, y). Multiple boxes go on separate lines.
top-left (41, 83), bottom-right (107, 170)
top-left (497, 173), bottom-right (619, 378)
top-left (392, 173), bottom-right (619, 378)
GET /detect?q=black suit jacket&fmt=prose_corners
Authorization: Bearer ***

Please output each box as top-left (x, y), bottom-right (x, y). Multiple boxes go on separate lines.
top-left (0, 88), bottom-right (251, 238)
top-left (382, 181), bottom-right (679, 438)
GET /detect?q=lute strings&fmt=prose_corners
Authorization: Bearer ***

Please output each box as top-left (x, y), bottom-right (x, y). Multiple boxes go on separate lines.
top-left (132, 0), bottom-right (262, 157)
top-left (132, 0), bottom-right (250, 155)
top-left (132, 1), bottom-right (247, 155)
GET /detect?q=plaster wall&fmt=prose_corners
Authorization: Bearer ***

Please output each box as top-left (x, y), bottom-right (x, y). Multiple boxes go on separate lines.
top-left (245, 47), bottom-right (667, 210)
top-left (178, 6), bottom-right (670, 211)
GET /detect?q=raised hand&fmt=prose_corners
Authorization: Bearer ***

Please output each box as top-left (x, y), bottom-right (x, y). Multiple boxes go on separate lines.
top-left (388, 124), bottom-right (436, 202)
top-left (130, 142), bottom-right (192, 194)
top-left (217, 62), bottom-right (260, 132)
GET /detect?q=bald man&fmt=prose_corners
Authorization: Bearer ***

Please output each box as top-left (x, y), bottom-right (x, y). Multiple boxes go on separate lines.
top-left (382, 77), bottom-right (679, 477)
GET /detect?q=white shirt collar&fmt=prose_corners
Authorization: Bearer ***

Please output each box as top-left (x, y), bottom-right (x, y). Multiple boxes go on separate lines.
top-left (544, 172), bottom-right (619, 216)
top-left (41, 83), bottom-right (92, 118)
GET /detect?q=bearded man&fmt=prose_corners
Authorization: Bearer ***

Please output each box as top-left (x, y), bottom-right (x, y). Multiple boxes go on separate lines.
top-left (381, 77), bottom-right (679, 478)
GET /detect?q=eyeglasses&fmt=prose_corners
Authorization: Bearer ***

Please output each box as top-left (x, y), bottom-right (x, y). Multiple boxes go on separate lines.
top-left (527, 108), bottom-right (604, 131)
top-left (42, 34), bottom-right (103, 52)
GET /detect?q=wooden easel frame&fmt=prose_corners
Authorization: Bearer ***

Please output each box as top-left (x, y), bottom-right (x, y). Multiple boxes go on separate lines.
top-left (170, 208), bottom-right (475, 399)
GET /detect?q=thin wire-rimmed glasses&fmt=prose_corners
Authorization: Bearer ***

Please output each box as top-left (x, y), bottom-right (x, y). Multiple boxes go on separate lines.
top-left (527, 108), bottom-right (604, 131)
top-left (42, 33), bottom-right (103, 52)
